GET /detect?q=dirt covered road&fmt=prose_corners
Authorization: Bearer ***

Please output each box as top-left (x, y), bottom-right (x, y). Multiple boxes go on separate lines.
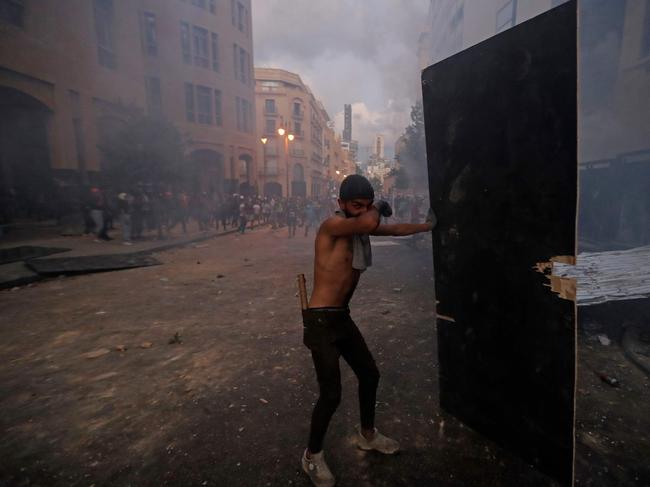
top-left (1, 226), bottom-right (561, 486)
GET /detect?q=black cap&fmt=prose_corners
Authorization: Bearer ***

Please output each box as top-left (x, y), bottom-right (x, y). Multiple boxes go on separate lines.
top-left (339, 174), bottom-right (374, 201)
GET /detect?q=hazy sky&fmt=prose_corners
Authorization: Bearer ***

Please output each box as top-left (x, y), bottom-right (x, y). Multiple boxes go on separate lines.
top-left (251, 0), bottom-right (430, 160)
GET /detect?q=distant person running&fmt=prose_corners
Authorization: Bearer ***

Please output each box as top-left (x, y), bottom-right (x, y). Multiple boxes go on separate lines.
top-left (303, 200), bottom-right (319, 237)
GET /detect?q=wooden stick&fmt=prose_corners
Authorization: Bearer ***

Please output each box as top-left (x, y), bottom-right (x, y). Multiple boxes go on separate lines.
top-left (297, 274), bottom-right (308, 310)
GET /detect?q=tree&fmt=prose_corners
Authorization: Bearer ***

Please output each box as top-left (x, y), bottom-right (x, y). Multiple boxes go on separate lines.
top-left (368, 176), bottom-right (383, 194)
top-left (397, 101), bottom-right (428, 191)
top-left (388, 167), bottom-right (410, 190)
top-left (97, 110), bottom-right (186, 188)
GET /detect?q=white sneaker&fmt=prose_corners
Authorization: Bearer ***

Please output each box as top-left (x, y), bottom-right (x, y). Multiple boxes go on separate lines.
top-left (356, 426), bottom-right (400, 454)
top-left (301, 449), bottom-right (336, 487)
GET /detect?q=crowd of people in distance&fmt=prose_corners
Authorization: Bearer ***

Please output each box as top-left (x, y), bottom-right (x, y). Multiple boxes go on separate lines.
top-left (79, 184), bottom-right (429, 244)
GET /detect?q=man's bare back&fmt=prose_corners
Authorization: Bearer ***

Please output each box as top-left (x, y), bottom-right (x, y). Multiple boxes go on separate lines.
top-left (309, 216), bottom-right (362, 307)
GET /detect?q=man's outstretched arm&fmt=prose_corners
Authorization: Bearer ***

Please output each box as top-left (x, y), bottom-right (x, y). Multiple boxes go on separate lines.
top-left (370, 222), bottom-right (432, 236)
top-left (371, 207), bottom-right (436, 236)
top-left (321, 208), bottom-right (381, 237)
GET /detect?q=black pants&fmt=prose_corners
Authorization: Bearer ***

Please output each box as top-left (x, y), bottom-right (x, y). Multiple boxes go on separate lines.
top-left (302, 307), bottom-right (380, 453)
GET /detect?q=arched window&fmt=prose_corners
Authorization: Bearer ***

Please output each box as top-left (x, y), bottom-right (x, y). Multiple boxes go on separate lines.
top-left (292, 163), bottom-right (304, 182)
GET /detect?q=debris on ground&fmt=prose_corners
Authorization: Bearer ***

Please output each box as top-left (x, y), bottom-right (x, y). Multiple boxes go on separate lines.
top-left (597, 334), bottom-right (611, 346)
top-left (168, 332), bottom-right (182, 345)
top-left (160, 278), bottom-right (169, 282)
top-left (83, 349), bottom-right (111, 359)
top-left (393, 287), bottom-right (403, 293)
top-left (259, 398), bottom-right (269, 404)
top-left (217, 274), bottom-right (225, 278)
top-left (596, 371), bottom-right (620, 387)
top-left (381, 310), bottom-right (391, 315)
top-left (115, 345), bottom-right (127, 352)
top-left (28, 254), bottom-right (161, 276)
top-left (139, 342), bottom-right (153, 349)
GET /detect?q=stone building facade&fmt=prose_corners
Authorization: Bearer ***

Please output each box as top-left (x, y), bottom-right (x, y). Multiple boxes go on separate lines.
top-left (0, 0), bottom-right (257, 205)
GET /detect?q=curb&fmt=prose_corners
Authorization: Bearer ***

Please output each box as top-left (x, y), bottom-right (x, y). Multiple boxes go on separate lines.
top-left (1, 226), bottom-right (243, 290)
top-left (135, 227), bottom-right (239, 255)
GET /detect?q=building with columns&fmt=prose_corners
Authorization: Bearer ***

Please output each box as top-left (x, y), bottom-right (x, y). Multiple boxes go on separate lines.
top-left (255, 67), bottom-right (345, 199)
top-left (0, 0), bottom-right (258, 206)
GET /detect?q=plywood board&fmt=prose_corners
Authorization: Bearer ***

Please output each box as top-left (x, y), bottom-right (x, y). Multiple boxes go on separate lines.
top-left (422, 2), bottom-right (577, 484)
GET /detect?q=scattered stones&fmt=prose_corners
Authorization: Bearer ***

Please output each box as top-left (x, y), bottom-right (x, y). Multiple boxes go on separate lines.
top-left (95, 311), bottom-right (107, 315)
top-left (115, 345), bottom-right (127, 352)
top-left (83, 348), bottom-right (111, 359)
top-left (393, 287), bottom-right (403, 293)
top-left (160, 278), bottom-right (169, 282)
top-left (597, 334), bottom-right (611, 346)
top-left (139, 342), bottom-right (153, 349)
top-left (217, 274), bottom-right (225, 278)
top-left (92, 371), bottom-right (118, 381)
top-left (381, 310), bottom-right (391, 315)
top-left (259, 398), bottom-right (269, 404)
top-left (168, 332), bottom-right (182, 345)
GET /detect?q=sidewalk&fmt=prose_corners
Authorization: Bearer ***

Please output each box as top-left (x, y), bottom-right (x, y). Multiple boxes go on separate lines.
top-left (0, 220), bottom-right (242, 289)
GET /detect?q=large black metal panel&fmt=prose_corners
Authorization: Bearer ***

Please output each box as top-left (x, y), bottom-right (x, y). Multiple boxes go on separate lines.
top-left (422, 2), bottom-right (577, 484)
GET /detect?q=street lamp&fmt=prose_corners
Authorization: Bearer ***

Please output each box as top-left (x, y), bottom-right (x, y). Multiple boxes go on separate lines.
top-left (277, 125), bottom-right (293, 197)
top-left (260, 138), bottom-right (269, 185)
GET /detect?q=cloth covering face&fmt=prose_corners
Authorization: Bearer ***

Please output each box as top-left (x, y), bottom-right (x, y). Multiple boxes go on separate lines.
top-left (335, 210), bottom-right (372, 272)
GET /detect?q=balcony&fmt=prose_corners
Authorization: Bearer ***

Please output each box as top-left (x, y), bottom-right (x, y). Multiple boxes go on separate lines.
top-left (260, 85), bottom-right (282, 93)
top-left (292, 109), bottom-right (304, 119)
top-left (258, 167), bottom-right (279, 176)
top-left (264, 107), bottom-right (278, 116)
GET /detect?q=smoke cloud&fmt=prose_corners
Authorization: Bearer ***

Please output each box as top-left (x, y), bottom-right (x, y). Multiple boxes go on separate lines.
top-left (252, 0), bottom-right (429, 158)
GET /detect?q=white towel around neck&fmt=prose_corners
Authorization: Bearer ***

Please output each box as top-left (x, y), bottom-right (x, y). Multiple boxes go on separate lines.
top-left (335, 210), bottom-right (372, 272)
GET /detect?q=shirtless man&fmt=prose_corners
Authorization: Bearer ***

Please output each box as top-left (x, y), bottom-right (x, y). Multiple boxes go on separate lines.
top-left (301, 175), bottom-right (434, 487)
